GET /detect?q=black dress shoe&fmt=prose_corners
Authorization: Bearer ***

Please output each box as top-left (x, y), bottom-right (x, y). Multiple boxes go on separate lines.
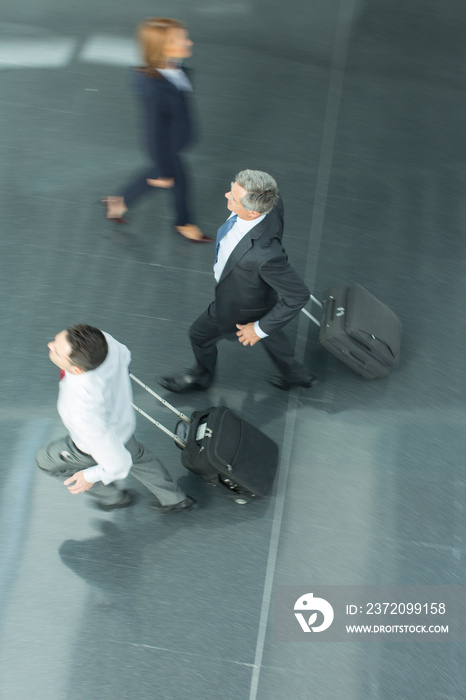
top-left (157, 373), bottom-right (209, 393)
top-left (151, 496), bottom-right (198, 514)
top-left (268, 375), bottom-right (318, 391)
top-left (95, 490), bottom-right (138, 511)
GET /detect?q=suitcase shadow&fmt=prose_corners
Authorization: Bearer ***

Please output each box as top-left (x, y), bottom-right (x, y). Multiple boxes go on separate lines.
top-left (176, 473), bottom-right (276, 525)
top-left (301, 334), bottom-right (399, 415)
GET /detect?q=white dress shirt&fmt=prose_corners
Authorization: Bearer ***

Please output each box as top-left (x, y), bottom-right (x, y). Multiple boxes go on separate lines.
top-left (158, 68), bottom-right (193, 91)
top-left (57, 332), bottom-right (136, 485)
top-left (213, 213), bottom-right (268, 338)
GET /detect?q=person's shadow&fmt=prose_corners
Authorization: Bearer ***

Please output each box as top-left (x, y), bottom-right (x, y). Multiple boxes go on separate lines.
top-left (58, 519), bottom-right (145, 605)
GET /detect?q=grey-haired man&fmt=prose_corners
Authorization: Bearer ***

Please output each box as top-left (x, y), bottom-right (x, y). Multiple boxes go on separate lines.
top-left (159, 169), bottom-right (316, 392)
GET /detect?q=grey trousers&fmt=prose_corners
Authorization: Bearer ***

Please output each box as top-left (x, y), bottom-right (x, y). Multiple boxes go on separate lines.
top-left (36, 434), bottom-right (186, 507)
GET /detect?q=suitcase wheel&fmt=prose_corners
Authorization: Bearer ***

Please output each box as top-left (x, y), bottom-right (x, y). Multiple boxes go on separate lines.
top-left (234, 496), bottom-right (251, 505)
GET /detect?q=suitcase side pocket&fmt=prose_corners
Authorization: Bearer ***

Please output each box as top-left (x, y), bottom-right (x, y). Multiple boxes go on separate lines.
top-left (181, 408), bottom-right (218, 478)
top-left (208, 409), bottom-right (243, 472)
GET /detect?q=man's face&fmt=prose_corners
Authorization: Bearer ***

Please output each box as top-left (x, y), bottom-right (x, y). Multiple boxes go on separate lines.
top-left (47, 330), bottom-right (82, 374)
top-left (225, 181), bottom-right (259, 220)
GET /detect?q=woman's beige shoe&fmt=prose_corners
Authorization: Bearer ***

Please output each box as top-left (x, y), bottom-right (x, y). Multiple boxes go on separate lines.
top-left (175, 224), bottom-right (213, 242)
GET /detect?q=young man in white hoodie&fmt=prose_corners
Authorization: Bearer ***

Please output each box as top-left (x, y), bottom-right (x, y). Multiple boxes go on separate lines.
top-left (36, 323), bottom-right (196, 513)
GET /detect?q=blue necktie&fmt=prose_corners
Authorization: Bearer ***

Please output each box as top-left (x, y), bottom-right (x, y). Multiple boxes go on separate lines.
top-left (215, 214), bottom-right (237, 260)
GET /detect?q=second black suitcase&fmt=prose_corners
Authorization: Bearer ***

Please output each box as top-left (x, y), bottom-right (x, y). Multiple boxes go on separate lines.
top-left (303, 284), bottom-right (402, 379)
top-left (177, 406), bottom-right (279, 503)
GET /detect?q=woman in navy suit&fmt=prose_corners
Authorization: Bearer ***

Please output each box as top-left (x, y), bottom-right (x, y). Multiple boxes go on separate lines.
top-left (103, 18), bottom-right (211, 242)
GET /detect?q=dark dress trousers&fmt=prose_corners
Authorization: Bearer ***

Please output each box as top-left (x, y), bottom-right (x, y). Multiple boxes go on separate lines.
top-left (189, 200), bottom-right (311, 384)
top-left (120, 68), bottom-right (196, 226)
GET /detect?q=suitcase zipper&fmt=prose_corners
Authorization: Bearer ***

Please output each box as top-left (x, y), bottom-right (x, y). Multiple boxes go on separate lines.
top-left (197, 411), bottom-right (238, 471)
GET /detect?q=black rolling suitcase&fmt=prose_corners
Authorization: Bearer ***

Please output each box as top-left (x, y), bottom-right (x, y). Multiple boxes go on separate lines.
top-left (130, 374), bottom-right (279, 504)
top-left (302, 284), bottom-right (402, 379)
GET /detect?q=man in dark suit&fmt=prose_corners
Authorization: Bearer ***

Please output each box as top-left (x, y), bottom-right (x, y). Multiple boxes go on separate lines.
top-left (158, 169), bottom-right (316, 392)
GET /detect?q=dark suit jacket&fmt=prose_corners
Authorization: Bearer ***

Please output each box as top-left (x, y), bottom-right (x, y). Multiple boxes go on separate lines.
top-left (131, 68), bottom-right (194, 178)
top-left (214, 200), bottom-right (310, 336)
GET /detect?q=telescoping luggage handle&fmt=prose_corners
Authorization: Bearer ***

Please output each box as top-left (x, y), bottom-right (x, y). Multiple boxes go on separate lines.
top-left (129, 373), bottom-right (191, 449)
top-left (301, 294), bottom-right (323, 327)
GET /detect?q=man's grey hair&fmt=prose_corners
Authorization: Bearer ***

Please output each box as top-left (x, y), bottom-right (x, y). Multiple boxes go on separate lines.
top-left (235, 169), bottom-right (279, 214)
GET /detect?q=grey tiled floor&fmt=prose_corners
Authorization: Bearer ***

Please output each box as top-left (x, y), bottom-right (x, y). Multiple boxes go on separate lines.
top-left (1, 1), bottom-right (465, 698)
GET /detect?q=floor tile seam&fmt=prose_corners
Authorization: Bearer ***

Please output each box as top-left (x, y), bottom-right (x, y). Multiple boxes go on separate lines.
top-left (0, 99), bottom-right (87, 115)
top-left (6, 197), bottom-right (221, 228)
top-left (290, 403), bottom-right (466, 422)
top-left (287, 476), bottom-right (466, 491)
top-left (108, 639), bottom-right (255, 666)
top-left (248, 394), bottom-right (301, 698)
top-left (0, 418), bottom-right (53, 605)
top-left (110, 312), bottom-right (180, 322)
top-left (11, 243), bottom-right (214, 275)
top-left (0, 300), bottom-right (178, 321)
top-left (340, 68), bottom-right (465, 87)
top-left (56, 555), bottom-right (154, 571)
top-left (275, 525), bottom-right (462, 552)
top-left (1, 305), bottom-right (184, 323)
top-left (294, 0), bottom-right (356, 372)
top-left (247, 3), bottom-right (370, 696)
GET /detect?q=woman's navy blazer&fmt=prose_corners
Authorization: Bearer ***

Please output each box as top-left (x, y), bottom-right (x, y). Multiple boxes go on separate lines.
top-left (131, 68), bottom-right (195, 178)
